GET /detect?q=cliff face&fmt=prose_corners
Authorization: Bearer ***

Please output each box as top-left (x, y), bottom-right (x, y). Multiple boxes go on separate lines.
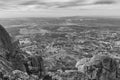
top-left (0, 24), bottom-right (26, 75)
top-left (0, 24), bottom-right (13, 53)
top-left (0, 24), bottom-right (14, 71)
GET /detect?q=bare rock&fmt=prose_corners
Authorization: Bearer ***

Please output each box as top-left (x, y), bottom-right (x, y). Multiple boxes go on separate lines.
top-left (76, 54), bottom-right (119, 80)
top-left (0, 24), bottom-right (13, 53)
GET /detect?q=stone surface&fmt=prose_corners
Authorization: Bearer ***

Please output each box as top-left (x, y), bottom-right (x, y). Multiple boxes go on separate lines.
top-left (76, 54), bottom-right (119, 80)
top-left (0, 24), bottom-right (13, 53)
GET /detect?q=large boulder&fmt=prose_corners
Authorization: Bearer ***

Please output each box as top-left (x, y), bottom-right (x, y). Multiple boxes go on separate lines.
top-left (75, 58), bottom-right (90, 73)
top-left (76, 54), bottom-right (119, 80)
top-left (23, 55), bottom-right (45, 78)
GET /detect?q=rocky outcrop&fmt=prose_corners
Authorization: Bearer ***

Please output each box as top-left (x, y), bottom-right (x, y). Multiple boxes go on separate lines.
top-left (76, 54), bottom-right (119, 80)
top-left (0, 24), bottom-right (13, 54)
top-left (0, 24), bottom-right (26, 75)
top-left (0, 24), bottom-right (14, 74)
top-left (75, 58), bottom-right (90, 73)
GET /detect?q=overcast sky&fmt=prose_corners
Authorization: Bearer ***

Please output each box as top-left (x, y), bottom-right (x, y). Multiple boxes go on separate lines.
top-left (0, 0), bottom-right (120, 18)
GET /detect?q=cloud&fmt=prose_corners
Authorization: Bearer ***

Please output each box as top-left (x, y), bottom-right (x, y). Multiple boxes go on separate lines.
top-left (94, 0), bottom-right (116, 4)
top-left (0, 0), bottom-right (119, 10)
top-left (0, 0), bottom-right (120, 18)
top-left (18, 0), bottom-right (85, 8)
top-left (41, 0), bottom-right (74, 3)
top-left (57, 0), bottom-right (118, 8)
top-left (19, 1), bottom-right (39, 5)
top-left (17, 0), bottom-right (92, 8)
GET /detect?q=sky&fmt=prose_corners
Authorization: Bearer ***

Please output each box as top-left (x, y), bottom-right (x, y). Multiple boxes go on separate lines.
top-left (0, 0), bottom-right (120, 18)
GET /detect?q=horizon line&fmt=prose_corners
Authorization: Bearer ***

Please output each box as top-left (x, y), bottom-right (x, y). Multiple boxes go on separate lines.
top-left (0, 15), bottom-right (120, 19)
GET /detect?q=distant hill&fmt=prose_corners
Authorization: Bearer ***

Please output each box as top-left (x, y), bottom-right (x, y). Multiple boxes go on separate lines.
top-left (0, 16), bottom-right (120, 28)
